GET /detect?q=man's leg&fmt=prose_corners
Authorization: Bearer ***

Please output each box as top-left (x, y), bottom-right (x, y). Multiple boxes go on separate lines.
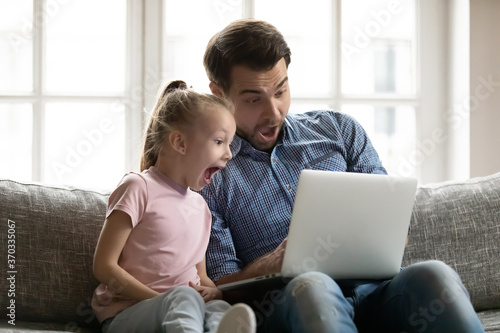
top-left (259, 271), bottom-right (357, 333)
top-left (354, 260), bottom-right (485, 333)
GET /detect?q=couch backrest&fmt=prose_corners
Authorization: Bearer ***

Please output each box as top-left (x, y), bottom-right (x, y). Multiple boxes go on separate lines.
top-left (0, 179), bottom-right (109, 329)
top-left (403, 172), bottom-right (500, 312)
top-left (2, 172), bottom-right (499, 326)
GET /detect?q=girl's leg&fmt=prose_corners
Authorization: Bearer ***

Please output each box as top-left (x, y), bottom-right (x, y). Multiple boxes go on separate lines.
top-left (108, 285), bottom-right (206, 333)
top-left (204, 300), bottom-right (231, 332)
top-left (205, 302), bottom-right (256, 333)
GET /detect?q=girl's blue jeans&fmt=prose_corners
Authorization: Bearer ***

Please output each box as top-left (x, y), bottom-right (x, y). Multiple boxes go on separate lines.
top-left (103, 285), bottom-right (231, 333)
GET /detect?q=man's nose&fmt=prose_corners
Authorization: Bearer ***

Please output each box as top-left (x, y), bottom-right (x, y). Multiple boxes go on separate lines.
top-left (262, 99), bottom-right (280, 119)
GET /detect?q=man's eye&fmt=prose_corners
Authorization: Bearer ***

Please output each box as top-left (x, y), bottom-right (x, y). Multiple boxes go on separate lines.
top-left (247, 98), bottom-right (260, 104)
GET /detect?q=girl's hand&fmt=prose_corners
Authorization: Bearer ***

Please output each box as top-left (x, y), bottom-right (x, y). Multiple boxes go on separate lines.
top-left (189, 282), bottom-right (223, 302)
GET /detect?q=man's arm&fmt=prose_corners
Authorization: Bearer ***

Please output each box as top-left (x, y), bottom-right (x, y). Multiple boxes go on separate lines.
top-left (335, 112), bottom-right (387, 175)
top-left (214, 238), bottom-right (287, 285)
top-left (201, 179), bottom-right (289, 285)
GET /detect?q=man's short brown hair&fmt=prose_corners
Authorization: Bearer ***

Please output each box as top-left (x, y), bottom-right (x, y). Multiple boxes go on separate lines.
top-left (203, 19), bottom-right (291, 93)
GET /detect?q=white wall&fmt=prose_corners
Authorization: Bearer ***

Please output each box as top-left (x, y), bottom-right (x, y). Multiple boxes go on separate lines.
top-left (470, 0), bottom-right (500, 177)
top-left (418, 0), bottom-right (449, 184)
top-left (447, 0), bottom-right (470, 182)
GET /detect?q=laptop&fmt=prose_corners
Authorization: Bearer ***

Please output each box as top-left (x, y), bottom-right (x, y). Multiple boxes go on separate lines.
top-left (218, 170), bottom-right (418, 292)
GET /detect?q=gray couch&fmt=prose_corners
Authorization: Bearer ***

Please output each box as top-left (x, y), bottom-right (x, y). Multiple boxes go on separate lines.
top-left (1, 172), bottom-right (499, 332)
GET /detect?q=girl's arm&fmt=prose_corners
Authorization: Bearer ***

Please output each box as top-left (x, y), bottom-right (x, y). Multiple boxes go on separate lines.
top-left (197, 257), bottom-right (217, 288)
top-left (93, 210), bottom-right (159, 301)
top-left (190, 258), bottom-right (223, 301)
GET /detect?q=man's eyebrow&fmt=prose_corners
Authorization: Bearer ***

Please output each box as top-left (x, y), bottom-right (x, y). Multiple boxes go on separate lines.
top-left (277, 76), bottom-right (289, 89)
top-left (239, 76), bottom-right (289, 95)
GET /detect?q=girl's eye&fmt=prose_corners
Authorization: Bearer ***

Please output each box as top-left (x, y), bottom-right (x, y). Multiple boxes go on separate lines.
top-left (215, 139), bottom-right (223, 145)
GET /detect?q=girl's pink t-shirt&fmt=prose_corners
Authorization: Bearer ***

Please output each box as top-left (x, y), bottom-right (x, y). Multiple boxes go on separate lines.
top-left (91, 166), bottom-right (212, 323)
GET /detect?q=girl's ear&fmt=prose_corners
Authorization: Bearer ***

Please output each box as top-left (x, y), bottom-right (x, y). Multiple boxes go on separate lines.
top-left (169, 130), bottom-right (187, 155)
top-left (209, 81), bottom-right (224, 98)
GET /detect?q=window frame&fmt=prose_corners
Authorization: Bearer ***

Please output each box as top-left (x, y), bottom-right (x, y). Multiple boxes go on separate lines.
top-left (1, 0), bottom-right (452, 185)
top-left (149, 0), bottom-right (448, 183)
top-left (0, 0), bottom-right (144, 183)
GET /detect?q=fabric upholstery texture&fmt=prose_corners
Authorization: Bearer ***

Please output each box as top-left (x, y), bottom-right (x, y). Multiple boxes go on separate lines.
top-left (0, 172), bottom-right (499, 331)
top-left (402, 172), bottom-right (500, 332)
top-left (0, 179), bottom-right (108, 331)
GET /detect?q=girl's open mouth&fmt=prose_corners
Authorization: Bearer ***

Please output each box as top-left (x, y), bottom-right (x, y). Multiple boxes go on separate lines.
top-left (203, 167), bottom-right (222, 185)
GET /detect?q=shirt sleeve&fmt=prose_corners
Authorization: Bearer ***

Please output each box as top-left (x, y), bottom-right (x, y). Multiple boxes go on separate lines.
top-left (106, 173), bottom-right (148, 227)
top-left (335, 112), bottom-right (388, 175)
top-left (200, 182), bottom-right (242, 282)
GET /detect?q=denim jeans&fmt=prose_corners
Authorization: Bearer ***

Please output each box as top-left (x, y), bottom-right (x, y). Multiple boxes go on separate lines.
top-left (103, 285), bottom-right (231, 333)
top-left (256, 260), bottom-right (485, 333)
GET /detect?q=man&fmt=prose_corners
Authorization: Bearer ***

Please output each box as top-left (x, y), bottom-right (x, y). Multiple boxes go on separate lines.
top-left (200, 19), bottom-right (484, 332)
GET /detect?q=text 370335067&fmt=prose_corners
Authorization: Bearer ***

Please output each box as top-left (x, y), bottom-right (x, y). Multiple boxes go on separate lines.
top-left (6, 219), bottom-right (17, 326)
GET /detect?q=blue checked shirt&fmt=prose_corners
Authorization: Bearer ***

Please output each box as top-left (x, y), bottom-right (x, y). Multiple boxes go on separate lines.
top-left (199, 110), bottom-right (387, 282)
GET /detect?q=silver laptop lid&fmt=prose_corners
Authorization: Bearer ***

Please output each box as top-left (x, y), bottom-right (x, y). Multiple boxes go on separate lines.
top-left (281, 170), bottom-right (417, 280)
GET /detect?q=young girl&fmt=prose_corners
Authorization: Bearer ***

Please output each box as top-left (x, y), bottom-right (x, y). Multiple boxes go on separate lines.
top-left (91, 80), bottom-right (256, 333)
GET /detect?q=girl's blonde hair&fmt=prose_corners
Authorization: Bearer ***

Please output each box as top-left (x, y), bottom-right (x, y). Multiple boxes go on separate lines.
top-left (140, 80), bottom-right (234, 172)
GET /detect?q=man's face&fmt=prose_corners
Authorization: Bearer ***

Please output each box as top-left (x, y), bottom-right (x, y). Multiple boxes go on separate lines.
top-left (223, 58), bottom-right (291, 152)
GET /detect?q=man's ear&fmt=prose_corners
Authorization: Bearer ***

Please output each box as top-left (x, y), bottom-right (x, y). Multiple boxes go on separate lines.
top-left (169, 130), bottom-right (187, 155)
top-left (209, 81), bottom-right (224, 98)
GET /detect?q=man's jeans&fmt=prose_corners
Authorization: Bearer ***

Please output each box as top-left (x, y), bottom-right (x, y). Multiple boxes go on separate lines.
top-left (257, 260), bottom-right (485, 333)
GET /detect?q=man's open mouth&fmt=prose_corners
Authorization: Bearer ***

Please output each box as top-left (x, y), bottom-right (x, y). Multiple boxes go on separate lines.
top-left (259, 126), bottom-right (277, 140)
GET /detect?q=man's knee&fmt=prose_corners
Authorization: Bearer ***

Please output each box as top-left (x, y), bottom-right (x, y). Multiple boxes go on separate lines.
top-left (403, 260), bottom-right (456, 282)
top-left (400, 260), bottom-right (468, 300)
top-left (287, 271), bottom-right (341, 296)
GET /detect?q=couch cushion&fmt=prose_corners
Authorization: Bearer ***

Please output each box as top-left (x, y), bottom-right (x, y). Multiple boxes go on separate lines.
top-left (0, 179), bottom-right (108, 330)
top-left (0, 320), bottom-right (97, 332)
top-left (403, 172), bottom-right (500, 312)
top-left (478, 309), bottom-right (500, 332)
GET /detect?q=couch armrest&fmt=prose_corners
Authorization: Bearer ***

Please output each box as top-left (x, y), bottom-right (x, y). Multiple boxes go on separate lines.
top-left (0, 179), bottom-right (108, 329)
top-left (403, 172), bottom-right (500, 311)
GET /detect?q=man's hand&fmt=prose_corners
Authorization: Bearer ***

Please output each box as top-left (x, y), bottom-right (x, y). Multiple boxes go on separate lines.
top-left (189, 282), bottom-right (223, 302)
top-left (260, 237), bottom-right (287, 273)
top-left (215, 238), bottom-right (288, 286)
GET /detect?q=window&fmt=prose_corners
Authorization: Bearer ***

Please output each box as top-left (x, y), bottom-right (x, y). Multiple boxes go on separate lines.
top-left (160, 0), bottom-right (419, 178)
top-left (1, 0), bottom-right (449, 187)
top-left (0, 0), bottom-right (142, 190)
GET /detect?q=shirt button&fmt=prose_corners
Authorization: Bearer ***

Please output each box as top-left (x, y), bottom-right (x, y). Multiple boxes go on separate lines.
top-left (286, 184), bottom-right (292, 191)
top-left (272, 158), bottom-right (277, 164)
